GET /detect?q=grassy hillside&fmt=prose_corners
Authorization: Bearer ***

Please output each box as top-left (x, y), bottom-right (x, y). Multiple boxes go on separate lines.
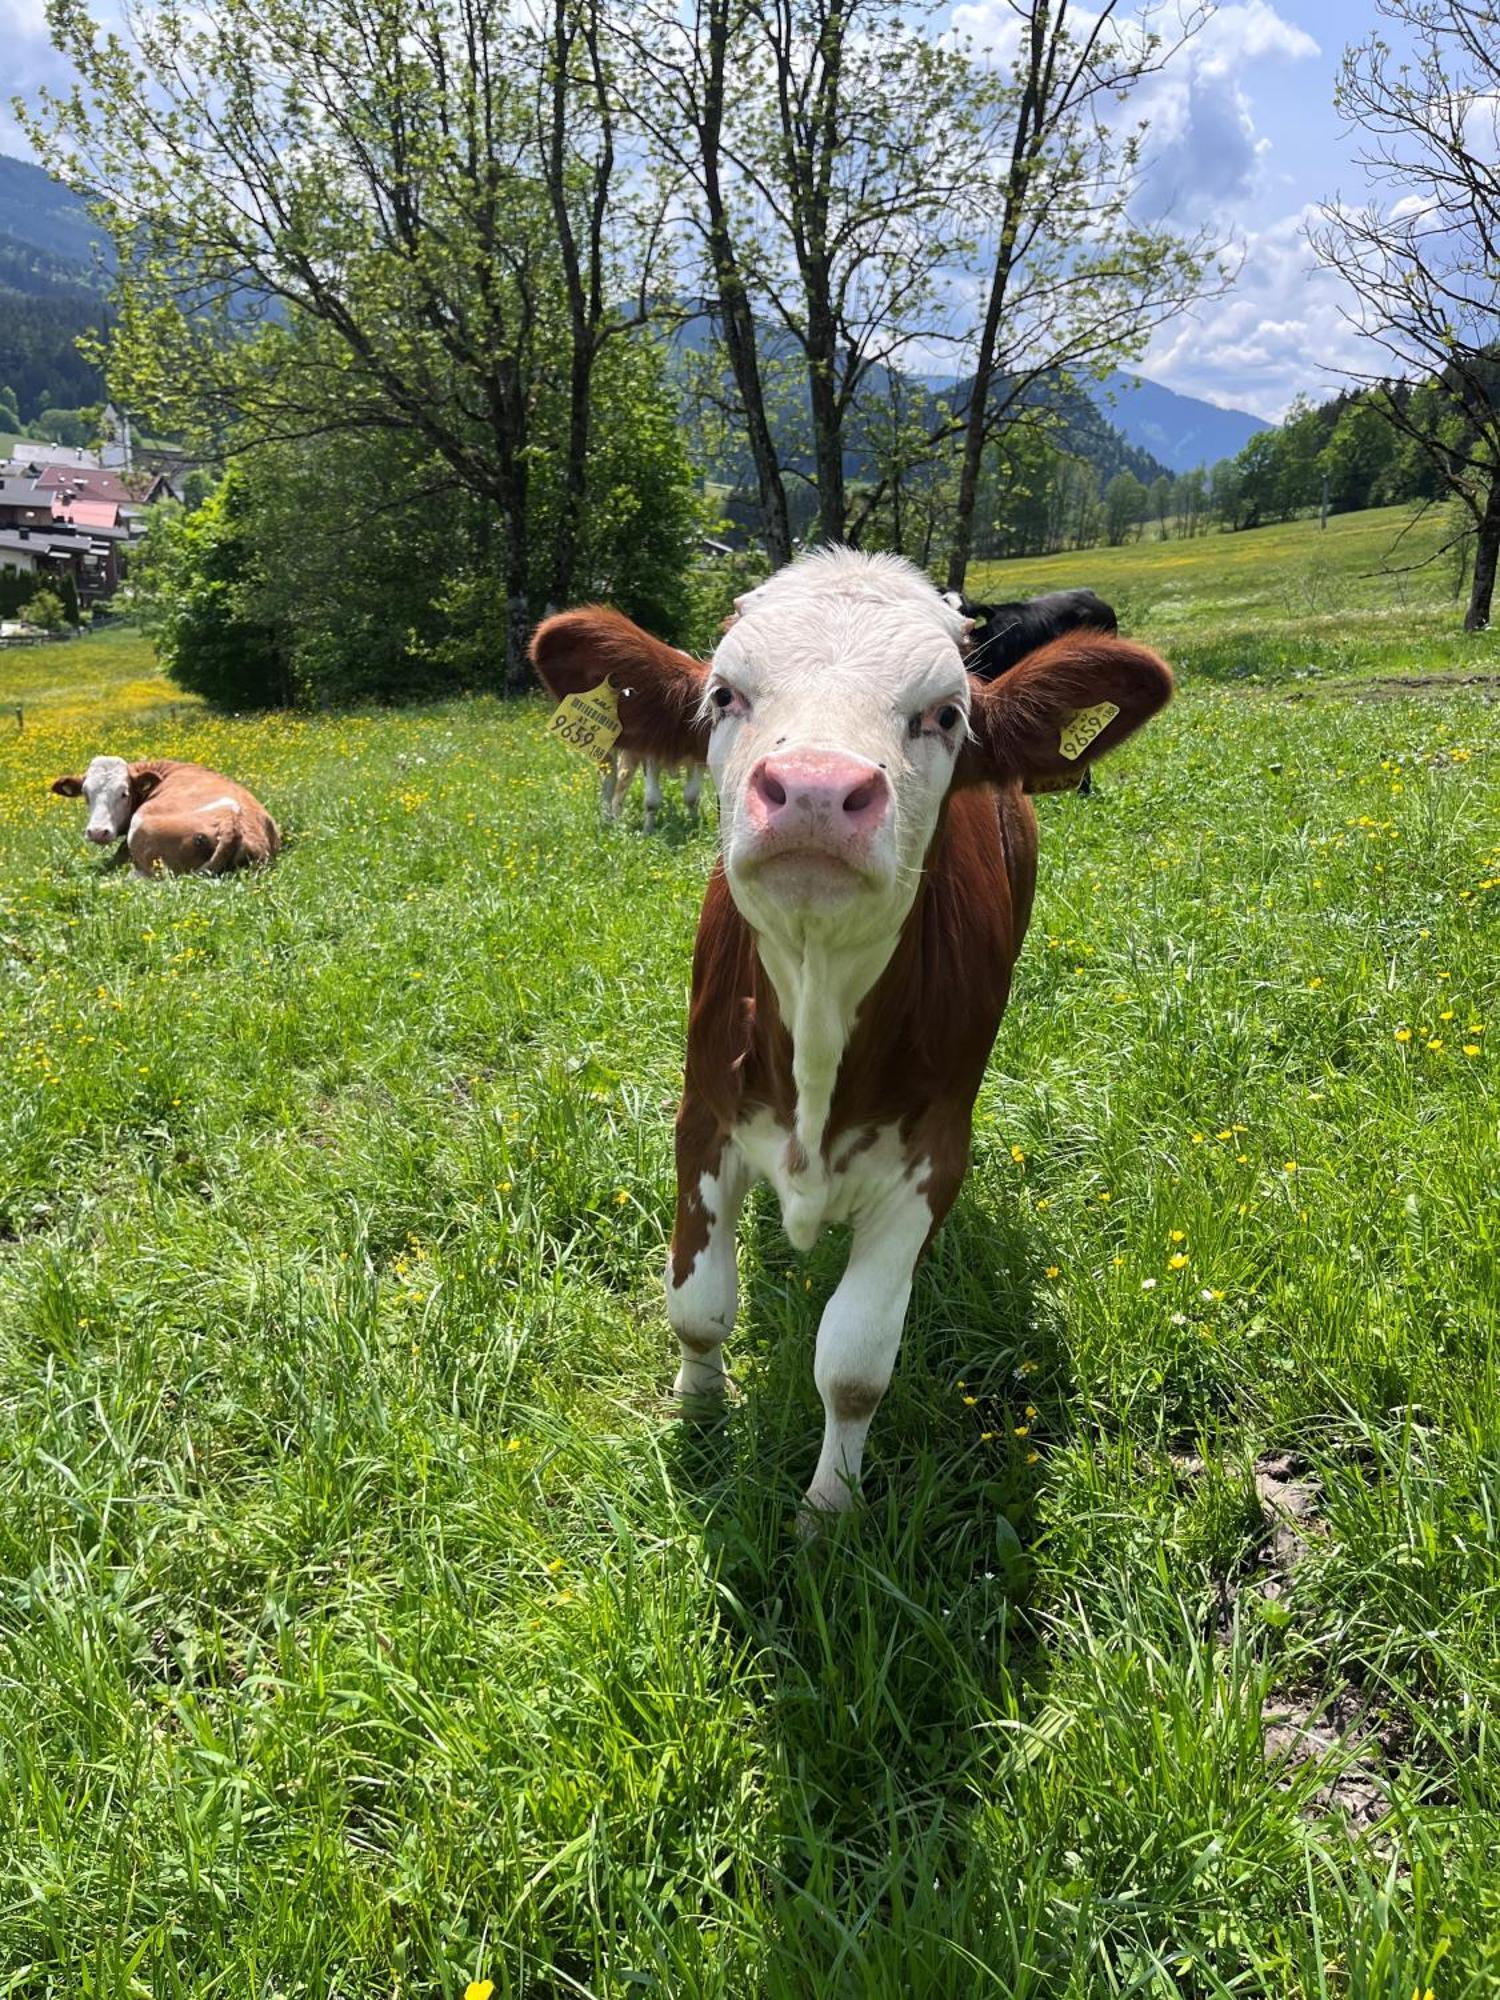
top-left (0, 598), bottom-right (1497, 1992)
top-left (972, 503), bottom-right (1498, 683)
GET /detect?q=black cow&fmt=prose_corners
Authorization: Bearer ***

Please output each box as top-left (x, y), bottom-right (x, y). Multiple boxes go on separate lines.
top-left (947, 587), bottom-right (1120, 795)
top-left (950, 586), bottom-right (1119, 681)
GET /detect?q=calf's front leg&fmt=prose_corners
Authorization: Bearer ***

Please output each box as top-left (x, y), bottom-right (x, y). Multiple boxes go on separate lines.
top-left (804, 1183), bottom-right (936, 1518)
top-left (666, 1125), bottom-right (749, 1404)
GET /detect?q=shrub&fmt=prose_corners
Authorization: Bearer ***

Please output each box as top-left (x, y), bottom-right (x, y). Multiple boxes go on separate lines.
top-left (18, 586), bottom-right (68, 631)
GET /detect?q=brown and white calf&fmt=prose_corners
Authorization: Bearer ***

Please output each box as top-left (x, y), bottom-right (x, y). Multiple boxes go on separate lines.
top-left (532, 550), bottom-right (1171, 1518)
top-left (603, 748), bottom-right (705, 834)
top-left (50, 757), bottom-right (281, 875)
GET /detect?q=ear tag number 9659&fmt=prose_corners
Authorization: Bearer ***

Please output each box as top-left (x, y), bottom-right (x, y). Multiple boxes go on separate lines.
top-left (1058, 700), bottom-right (1119, 762)
top-left (549, 683), bottom-right (622, 765)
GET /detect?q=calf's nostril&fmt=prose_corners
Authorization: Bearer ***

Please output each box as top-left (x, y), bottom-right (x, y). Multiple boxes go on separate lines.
top-left (842, 777), bottom-right (882, 816)
top-left (759, 769), bottom-right (788, 808)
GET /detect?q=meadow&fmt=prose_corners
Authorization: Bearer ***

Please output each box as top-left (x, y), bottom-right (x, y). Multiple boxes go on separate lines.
top-left (0, 508), bottom-right (1497, 1995)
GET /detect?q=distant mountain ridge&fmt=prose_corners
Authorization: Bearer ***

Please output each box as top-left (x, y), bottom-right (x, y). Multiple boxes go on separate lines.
top-left (1100, 372), bottom-right (1270, 474)
top-left (0, 155), bottom-right (113, 281)
top-left (0, 151), bottom-right (1274, 473)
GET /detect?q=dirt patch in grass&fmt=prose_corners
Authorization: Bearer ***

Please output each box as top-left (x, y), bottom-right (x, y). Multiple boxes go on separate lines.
top-left (1263, 1684), bottom-right (1405, 1837)
top-left (1290, 671), bottom-right (1500, 703)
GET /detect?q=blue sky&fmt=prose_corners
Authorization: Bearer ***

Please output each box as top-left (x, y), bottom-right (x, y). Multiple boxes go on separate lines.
top-left (2, 0), bottom-right (1400, 422)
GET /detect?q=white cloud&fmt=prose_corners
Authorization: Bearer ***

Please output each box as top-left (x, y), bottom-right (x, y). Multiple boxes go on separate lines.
top-left (1138, 205), bottom-right (1381, 420)
top-left (1131, 3), bottom-right (1320, 224)
top-left (1, 0), bottom-right (70, 155)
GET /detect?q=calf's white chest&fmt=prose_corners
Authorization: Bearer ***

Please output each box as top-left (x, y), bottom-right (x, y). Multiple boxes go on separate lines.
top-left (731, 1110), bottom-right (927, 1250)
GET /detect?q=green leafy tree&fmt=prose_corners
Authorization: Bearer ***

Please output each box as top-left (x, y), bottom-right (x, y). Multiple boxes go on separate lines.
top-left (1320, 397), bottom-right (1401, 514)
top-left (131, 480), bottom-right (291, 707)
top-left (1103, 469), bottom-right (1147, 545)
top-left (22, 404), bottom-right (100, 450)
top-left (0, 384), bottom-right (19, 432)
top-left (29, 0), bottom-right (663, 685)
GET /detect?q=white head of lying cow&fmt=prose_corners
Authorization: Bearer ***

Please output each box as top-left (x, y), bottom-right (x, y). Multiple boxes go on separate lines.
top-left (533, 550), bottom-right (1172, 1523)
top-left (50, 755), bottom-right (160, 845)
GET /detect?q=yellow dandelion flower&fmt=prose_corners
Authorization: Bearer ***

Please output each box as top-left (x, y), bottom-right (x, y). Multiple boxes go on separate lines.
top-left (1283, 1161), bottom-right (1298, 1174)
top-left (1440, 1009), bottom-right (1455, 1022)
top-left (979, 1430), bottom-right (996, 1442)
top-left (466, 1982), bottom-right (495, 2000)
top-left (615, 1188), bottom-right (630, 1206)
top-left (1168, 1253), bottom-right (1190, 1271)
top-left (1099, 1190), bottom-right (1111, 1203)
top-left (1307, 976), bottom-right (1323, 990)
top-left (546, 1558), bottom-right (563, 1575)
top-left (1011, 1144), bottom-right (1026, 1163)
top-left (1045, 1264), bottom-right (1061, 1279)
top-left (1427, 1039), bottom-right (1443, 1052)
top-left (963, 1395), bottom-right (978, 1407)
top-left (506, 1438), bottom-right (521, 1453)
top-left (1190, 1132), bottom-right (1205, 1144)
top-left (1026, 1450), bottom-right (1040, 1465)
top-left (1464, 1044), bottom-right (1481, 1057)
top-left (1394, 1027), bottom-right (1411, 1043)
top-left (1169, 1229), bottom-right (1186, 1242)
top-left (1014, 1424), bottom-right (1030, 1437)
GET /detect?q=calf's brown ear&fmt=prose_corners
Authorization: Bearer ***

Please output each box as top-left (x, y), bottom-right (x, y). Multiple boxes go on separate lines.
top-left (958, 633), bottom-right (1172, 790)
top-left (50, 774), bottom-right (84, 797)
top-left (531, 606), bottom-right (711, 765)
top-left (129, 766), bottom-right (162, 806)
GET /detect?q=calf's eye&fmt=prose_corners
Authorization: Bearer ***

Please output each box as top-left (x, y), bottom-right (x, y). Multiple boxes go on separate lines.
top-left (711, 685), bottom-right (736, 711)
top-left (936, 704), bottom-right (960, 731)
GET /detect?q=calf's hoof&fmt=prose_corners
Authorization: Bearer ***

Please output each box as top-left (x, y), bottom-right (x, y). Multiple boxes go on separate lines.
top-left (796, 1479), bottom-right (859, 1542)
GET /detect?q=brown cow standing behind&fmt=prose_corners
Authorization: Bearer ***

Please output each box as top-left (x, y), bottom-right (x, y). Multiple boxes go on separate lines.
top-left (50, 756), bottom-right (280, 875)
top-left (533, 549), bottom-right (1172, 1525)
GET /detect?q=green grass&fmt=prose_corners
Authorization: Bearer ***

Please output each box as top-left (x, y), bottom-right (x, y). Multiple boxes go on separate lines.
top-left (1, 521), bottom-right (1498, 1995)
top-left (971, 502), bottom-right (1500, 685)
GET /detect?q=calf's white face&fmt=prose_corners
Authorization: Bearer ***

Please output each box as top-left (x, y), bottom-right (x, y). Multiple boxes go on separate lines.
top-left (705, 554), bottom-right (972, 934)
top-left (72, 755), bottom-right (134, 843)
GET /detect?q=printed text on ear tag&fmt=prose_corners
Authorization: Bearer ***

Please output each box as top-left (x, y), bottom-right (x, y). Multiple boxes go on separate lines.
top-left (548, 683), bottom-right (621, 765)
top-left (1058, 700), bottom-right (1120, 761)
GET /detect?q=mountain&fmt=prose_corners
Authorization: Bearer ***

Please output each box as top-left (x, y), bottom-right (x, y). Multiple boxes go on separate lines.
top-left (666, 308), bottom-right (1171, 492)
top-left (0, 155), bottom-right (112, 282)
top-left (1100, 372), bottom-right (1270, 473)
top-left (0, 158), bottom-right (110, 426)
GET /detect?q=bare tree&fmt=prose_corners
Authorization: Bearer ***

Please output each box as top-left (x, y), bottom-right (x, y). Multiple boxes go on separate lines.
top-left (1310, 0), bottom-right (1500, 630)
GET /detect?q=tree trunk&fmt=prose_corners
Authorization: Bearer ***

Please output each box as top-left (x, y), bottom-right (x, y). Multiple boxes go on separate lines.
top-left (1464, 481), bottom-right (1499, 630)
top-left (700, 0), bottom-right (792, 568)
top-left (804, 273), bottom-right (845, 543)
top-left (715, 256), bottom-right (794, 566)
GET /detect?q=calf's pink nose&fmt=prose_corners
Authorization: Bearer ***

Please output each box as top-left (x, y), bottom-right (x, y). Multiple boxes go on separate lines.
top-left (86, 827), bottom-right (114, 845)
top-left (746, 751), bottom-right (889, 837)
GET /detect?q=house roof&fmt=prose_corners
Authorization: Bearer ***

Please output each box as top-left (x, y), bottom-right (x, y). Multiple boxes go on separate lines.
top-left (29, 465), bottom-right (136, 505)
top-left (53, 497), bottom-right (120, 531)
top-left (0, 529), bottom-right (83, 561)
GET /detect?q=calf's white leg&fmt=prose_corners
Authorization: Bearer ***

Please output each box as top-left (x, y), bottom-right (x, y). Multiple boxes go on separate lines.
top-left (682, 764), bottom-right (703, 822)
top-left (641, 758), bottom-right (664, 835)
top-left (804, 1183), bottom-right (933, 1517)
top-left (666, 1147), bottom-right (750, 1401)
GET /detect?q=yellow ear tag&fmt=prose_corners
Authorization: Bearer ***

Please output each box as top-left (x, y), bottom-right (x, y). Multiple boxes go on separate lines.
top-left (548, 682), bottom-right (621, 765)
top-left (1058, 700), bottom-right (1119, 762)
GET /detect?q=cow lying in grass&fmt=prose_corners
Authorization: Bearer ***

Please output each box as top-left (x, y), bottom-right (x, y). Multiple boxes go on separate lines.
top-left (50, 757), bottom-right (281, 876)
top-left (533, 550), bottom-right (1171, 1521)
